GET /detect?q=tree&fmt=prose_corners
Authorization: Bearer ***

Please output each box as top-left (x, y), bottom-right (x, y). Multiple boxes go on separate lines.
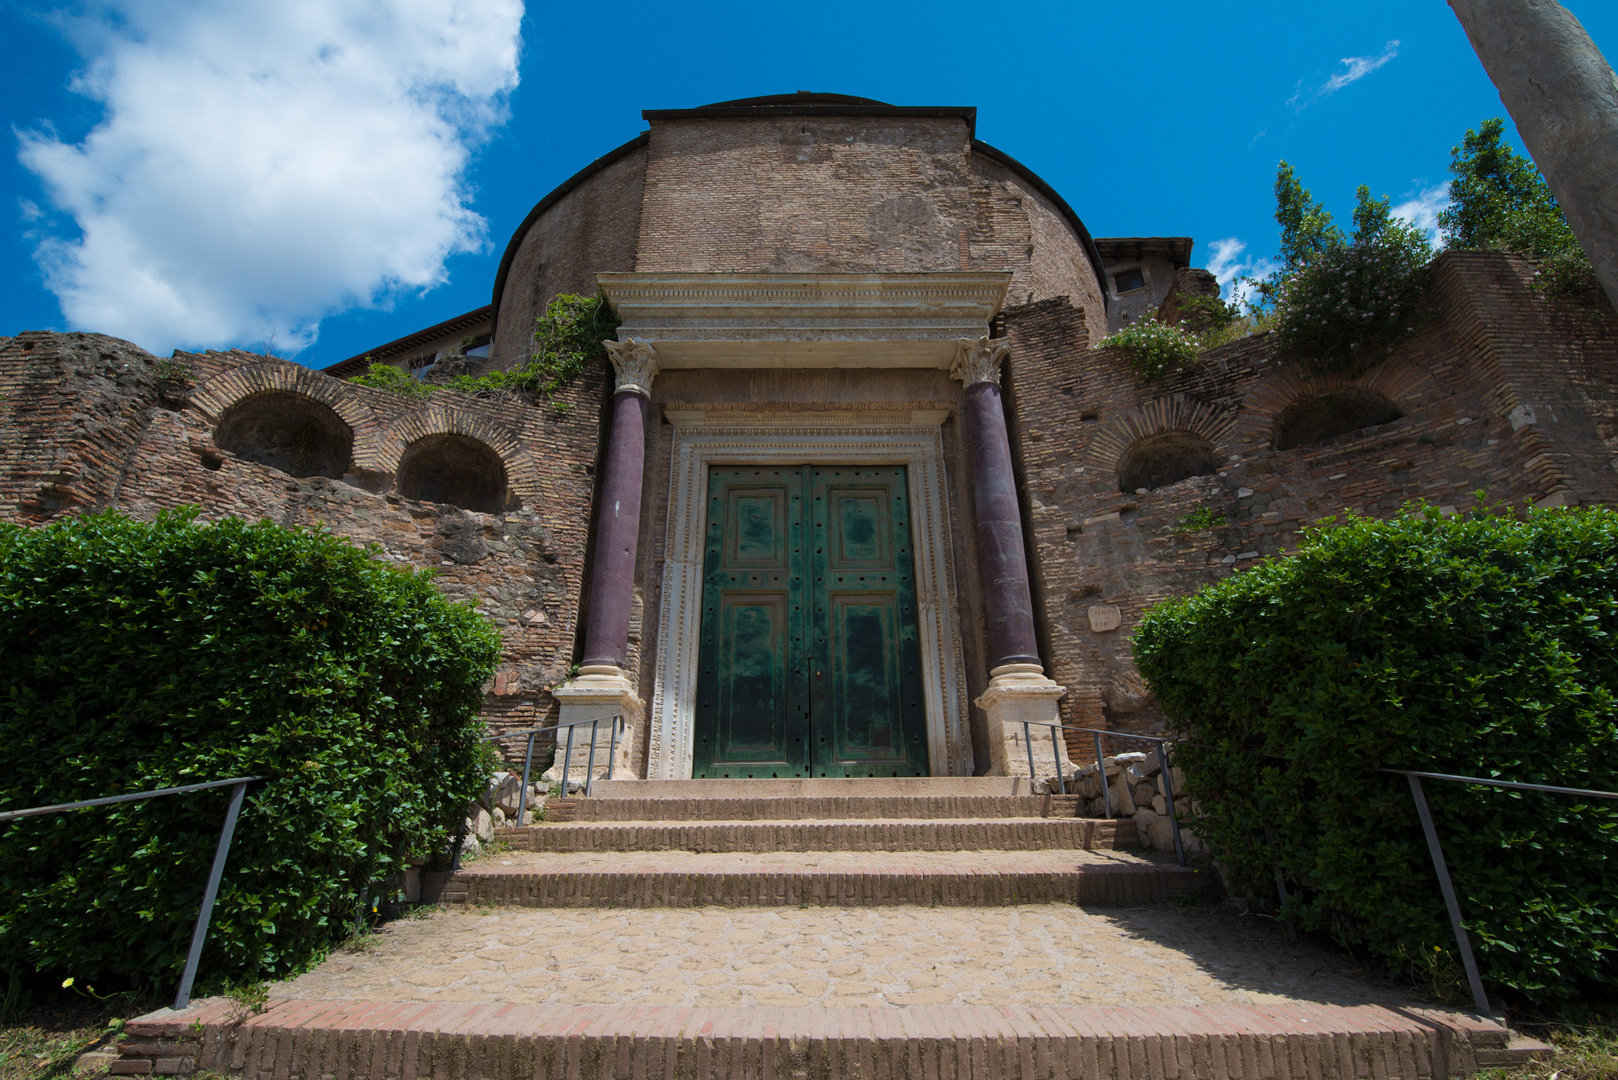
top-left (1439, 118), bottom-right (1601, 302)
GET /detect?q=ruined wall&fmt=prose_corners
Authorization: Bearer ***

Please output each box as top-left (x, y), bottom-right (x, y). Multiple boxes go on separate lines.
top-left (0, 332), bottom-right (164, 521)
top-left (1002, 250), bottom-right (1618, 747)
top-left (491, 149), bottom-right (647, 368)
top-left (0, 335), bottom-right (612, 759)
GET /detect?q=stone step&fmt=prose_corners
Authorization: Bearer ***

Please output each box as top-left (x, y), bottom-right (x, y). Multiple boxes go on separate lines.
top-left (588, 777), bottom-right (1037, 799)
top-left (493, 816), bottom-right (1135, 853)
top-left (424, 849), bottom-right (1194, 908)
top-left (121, 998), bottom-right (1552, 1080)
top-left (549, 794), bottom-right (1076, 822)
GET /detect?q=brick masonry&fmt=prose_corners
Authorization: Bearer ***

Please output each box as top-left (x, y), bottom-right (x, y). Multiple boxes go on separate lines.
top-left (0, 331), bottom-right (611, 751)
top-left (491, 817), bottom-right (1134, 853)
top-left (1001, 250), bottom-right (1618, 744)
top-left (117, 996), bottom-right (1545, 1079)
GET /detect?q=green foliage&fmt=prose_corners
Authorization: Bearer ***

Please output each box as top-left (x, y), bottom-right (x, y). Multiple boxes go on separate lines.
top-left (348, 360), bottom-right (433, 399)
top-left (1258, 164), bottom-right (1433, 371)
top-left (1097, 319), bottom-right (1200, 382)
top-left (1173, 506), bottom-right (1227, 534)
top-left (1441, 118), bottom-right (1602, 303)
top-left (443, 294), bottom-right (619, 411)
top-left (154, 358), bottom-right (194, 387)
top-left (0, 509), bottom-right (502, 992)
top-left (1133, 505), bottom-right (1618, 1005)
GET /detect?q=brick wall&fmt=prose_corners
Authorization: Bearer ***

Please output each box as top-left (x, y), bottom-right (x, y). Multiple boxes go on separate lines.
top-left (1002, 250), bottom-right (1618, 747)
top-left (491, 150), bottom-right (646, 369)
top-left (0, 334), bottom-right (612, 759)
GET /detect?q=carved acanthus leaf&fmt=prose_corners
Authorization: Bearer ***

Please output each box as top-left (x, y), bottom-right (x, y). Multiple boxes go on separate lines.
top-left (951, 336), bottom-right (1011, 387)
top-left (605, 338), bottom-right (659, 396)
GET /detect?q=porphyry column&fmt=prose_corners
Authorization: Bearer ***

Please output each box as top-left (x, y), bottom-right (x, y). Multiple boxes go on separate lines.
top-left (951, 336), bottom-right (1070, 783)
top-left (1448, 0), bottom-right (1618, 311)
top-left (548, 338), bottom-right (658, 786)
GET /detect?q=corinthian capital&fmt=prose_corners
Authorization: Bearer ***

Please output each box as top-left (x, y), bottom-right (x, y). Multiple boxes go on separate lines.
top-left (604, 338), bottom-right (658, 397)
top-left (950, 336), bottom-right (1011, 388)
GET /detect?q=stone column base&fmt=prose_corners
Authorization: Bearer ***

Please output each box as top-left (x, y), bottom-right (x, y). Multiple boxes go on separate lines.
top-left (545, 665), bottom-right (641, 789)
top-left (977, 663), bottom-right (1071, 785)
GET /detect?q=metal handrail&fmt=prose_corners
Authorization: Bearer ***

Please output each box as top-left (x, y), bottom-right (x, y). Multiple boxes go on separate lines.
top-left (1012, 722), bottom-right (1186, 867)
top-left (0, 775), bottom-right (265, 1011)
top-left (476, 715), bottom-right (625, 830)
top-left (1381, 768), bottom-right (1618, 1019)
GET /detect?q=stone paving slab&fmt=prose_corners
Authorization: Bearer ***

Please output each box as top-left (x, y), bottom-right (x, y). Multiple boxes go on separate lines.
top-left (276, 902), bottom-right (1419, 1011)
top-left (429, 849), bottom-right (1196, 908)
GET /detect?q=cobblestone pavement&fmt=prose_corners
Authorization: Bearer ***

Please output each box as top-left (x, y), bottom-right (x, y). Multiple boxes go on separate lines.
top-left (277, 902), bottom-right (1421, 1011)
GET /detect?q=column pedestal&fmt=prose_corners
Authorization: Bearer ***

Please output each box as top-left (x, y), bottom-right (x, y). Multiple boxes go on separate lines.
top-left (545, 664), bottom-right (640, 787)
top-left (977, 663), bottom-right (1071, 782)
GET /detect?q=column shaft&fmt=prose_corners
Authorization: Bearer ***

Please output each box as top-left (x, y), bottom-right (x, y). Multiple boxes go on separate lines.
top-left (963, 380), bottom-right (1041, 671)
top-left (580, 388), bottom-right (648, 668)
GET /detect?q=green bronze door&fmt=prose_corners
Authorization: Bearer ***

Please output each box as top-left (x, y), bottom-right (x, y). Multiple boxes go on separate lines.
top-left (694, 465), bottom-right (928, 778)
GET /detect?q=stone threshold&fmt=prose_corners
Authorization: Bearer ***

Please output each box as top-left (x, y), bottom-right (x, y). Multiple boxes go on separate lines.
top-left (116, 997), bottom-right (1550, 1080)
top-left (588, 777), bottom-right (1040, 799)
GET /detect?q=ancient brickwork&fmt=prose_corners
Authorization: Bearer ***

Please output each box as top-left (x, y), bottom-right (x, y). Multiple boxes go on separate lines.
top-left (0, 334), bottom-right (613, 757)
top-left (492, 150), bottom-right (646, 368)
top-left (1003, 251), bottom-right (1618, 743)
top-left (0, 332), bottom-right (163, 521)
top-left (632, 116), bottom-right (1104, 332)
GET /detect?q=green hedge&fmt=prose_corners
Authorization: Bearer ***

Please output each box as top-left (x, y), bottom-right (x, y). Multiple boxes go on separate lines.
top-left (0, 509), bottom-right (501, 990)
top-left (1134, 506), bottom-right (1618, 1004)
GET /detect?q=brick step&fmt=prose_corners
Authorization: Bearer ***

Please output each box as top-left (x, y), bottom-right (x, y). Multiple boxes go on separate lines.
top-left (121, 998), bottom-right (1552, 1080)
top-left (424, 850), bottom-right (1194, 908)
top-left (493, 816), bottom-right (1135, 853)
top-left (548, 794), bottom-right (1081, 822)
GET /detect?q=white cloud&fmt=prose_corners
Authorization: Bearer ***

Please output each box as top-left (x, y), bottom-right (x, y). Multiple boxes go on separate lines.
top-left (1392, 183), bottom-right (1452, 249)
top-left (1205, 237), bottom-right (1280, 308)
top-left (1293, 40), bottom-right (1400, 111)
top-left (18, 0), bottom-right (523, 355)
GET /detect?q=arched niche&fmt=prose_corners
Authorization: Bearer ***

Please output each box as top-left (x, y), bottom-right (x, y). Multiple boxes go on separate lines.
top-left (214, 391), bottom-right (353, 479)
top-left (1272, 390), bottom-right (1404, 451)
top-left (396, 433), bottom-right (510, 514)
top-left (1116, 431), bottom-right (1219, 493)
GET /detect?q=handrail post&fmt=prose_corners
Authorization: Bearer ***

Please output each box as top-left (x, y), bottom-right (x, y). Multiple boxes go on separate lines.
top-left (1051, 725), bottom-right (1067, 795)
top-left (1156, 742), bottom-right (1185, 867)
top-left (1094, 732), bottom-right (1113, 818)
top-left (174, 780), bottom-right (249, 1010)
top-left (517, 732), bottom-right (535, 826)
top-left (561, 724), bottom-right (575, 798)
top-left (1405, 774), bottom-right (1493, 1017)
top-left (1022, 721), bottom-right (1037, 787)
top-left (585, 720), bottom-right (600, 797)
top-left (606, 716), bottom-right (621, 780)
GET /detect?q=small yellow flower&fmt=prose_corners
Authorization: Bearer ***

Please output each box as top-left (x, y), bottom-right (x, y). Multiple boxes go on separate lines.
top-left (62, 977), bottom-right (74, 988)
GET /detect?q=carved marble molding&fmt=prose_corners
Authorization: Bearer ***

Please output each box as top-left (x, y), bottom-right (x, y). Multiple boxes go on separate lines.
top-left (596, 271), bottom-right (1012, 369)
top-left (950, 336), bottom-right (1011, 388)
top-left (605, 338), bottom-right (659, 397)
top-left (647, 417), bottom-right (973, 780)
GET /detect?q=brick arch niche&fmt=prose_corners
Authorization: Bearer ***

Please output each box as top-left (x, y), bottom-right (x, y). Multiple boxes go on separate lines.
top-left (1116, 431), bottom-right (1220, 493)
top-left (213, 391), bottom-right (353, 479)
top-left (1271, 388), bottom-right (1405, 451)
top-left (395, 433), bottom-right (510, 514)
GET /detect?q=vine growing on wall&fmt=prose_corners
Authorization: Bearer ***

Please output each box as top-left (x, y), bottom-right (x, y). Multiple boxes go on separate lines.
top-left (443, 294), bottom-right (620, 412)
top-left (345, 295), bottom-right (621, 413)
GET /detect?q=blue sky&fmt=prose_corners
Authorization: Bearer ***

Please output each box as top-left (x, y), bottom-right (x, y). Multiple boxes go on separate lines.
top-left (3, 0), bottom-right (1615, 369)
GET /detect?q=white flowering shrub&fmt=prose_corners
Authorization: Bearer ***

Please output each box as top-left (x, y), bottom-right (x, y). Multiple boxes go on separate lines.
top-left (1097, 319), bottom-right (1199, 383)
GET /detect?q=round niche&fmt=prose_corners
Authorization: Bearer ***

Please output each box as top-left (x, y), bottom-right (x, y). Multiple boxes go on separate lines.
top-left (213, 391), bottom-right (352, 479)
top-left (395, 433), bottom-right (510, 514)
top-left (1272, 390), bottom-right (1404, 451)
top-left (1116, 431), bottom-right (1220, 493)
